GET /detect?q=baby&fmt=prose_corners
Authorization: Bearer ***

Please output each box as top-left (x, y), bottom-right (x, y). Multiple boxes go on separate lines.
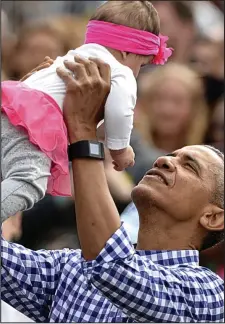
top-left (1, 1), bottom-right (172, 218)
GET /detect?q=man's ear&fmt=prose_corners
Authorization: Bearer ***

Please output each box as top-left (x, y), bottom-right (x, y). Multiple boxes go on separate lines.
top-left (200, 205), bottom-right (224, 231)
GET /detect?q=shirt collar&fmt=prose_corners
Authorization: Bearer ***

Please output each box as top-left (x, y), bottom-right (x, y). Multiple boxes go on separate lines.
top-left (136, 249), bottom-right (199, 266)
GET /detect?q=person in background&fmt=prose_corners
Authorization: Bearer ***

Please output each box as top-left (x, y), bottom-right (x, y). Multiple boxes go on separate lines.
top-left (5, 23), bottom-right (69, 80)
top-left (135, 63), bottom-right (209, 153)
top-left (151, 1), bottom-right (196, 64)
top-left (1, 9), bottom-right (17, 80)
top-left (127, 129), bottom-right (164, 185)
top-left (104, 148), bottom-right (134, 213)
top-left (47, 15), bottom-right (89, 50)
top-left (191, 38), bottom-right (224, 80)
top-left (190, 37), bottom-right (224, 109)
top-left (191, 1), bottom-right (224, 40)
top-left (1, 1), bottom-right (103, 27)
top-left (205, 97), bottom-right (224, 152)
top-left (212, 0), bottom-right (224, 12)
top-left (126, 62), bottom-right (209, 184)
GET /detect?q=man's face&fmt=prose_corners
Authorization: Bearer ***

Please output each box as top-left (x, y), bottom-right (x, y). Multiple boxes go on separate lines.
top-left (132, 145), bottom-right (223, 222)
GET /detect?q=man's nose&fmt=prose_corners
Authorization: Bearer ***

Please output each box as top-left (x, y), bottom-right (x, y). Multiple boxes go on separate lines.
top-left (153, 156), bottom-right (176, 172)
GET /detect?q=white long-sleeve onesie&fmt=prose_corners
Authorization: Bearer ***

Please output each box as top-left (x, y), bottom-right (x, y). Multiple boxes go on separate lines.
top-left (1, 44), bottom-right (137, 220)
top-left (24, 43), bottom-right (137, 149)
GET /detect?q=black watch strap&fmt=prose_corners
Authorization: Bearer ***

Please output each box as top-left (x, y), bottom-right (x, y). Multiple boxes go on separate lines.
top-left (68, 140), bottom-right (105, 161)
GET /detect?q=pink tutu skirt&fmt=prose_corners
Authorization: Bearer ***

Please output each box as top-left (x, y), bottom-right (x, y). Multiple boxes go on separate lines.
top-left (1, 81), bottom-right (71, 196)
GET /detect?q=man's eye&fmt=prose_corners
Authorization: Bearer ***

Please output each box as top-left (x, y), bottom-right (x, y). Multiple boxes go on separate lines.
top-left (184, 163), bottom-right (196, 173)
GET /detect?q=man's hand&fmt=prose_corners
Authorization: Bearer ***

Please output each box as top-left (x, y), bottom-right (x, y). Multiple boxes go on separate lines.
top-left (20, 56), bottom-right (54, 81)
top-left (57, 55), bottom-right (120, 261)
top-left (56, 55), bottom-right (111, 143)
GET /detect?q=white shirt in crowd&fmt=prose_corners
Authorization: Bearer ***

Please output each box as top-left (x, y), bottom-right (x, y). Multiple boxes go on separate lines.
top-left (24, 43), bottom-right (137, 150)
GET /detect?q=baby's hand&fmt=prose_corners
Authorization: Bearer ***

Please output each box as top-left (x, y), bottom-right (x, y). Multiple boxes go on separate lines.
top-left (109, 146), bottom-right (135, 171)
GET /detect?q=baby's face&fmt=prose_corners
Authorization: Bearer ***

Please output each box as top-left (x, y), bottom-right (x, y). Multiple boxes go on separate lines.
top-left (124, 54), bottom-right (153, 78)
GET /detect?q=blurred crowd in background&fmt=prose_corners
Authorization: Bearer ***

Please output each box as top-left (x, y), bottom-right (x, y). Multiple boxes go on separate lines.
top-left (1, 0), bottom-right (224, 282)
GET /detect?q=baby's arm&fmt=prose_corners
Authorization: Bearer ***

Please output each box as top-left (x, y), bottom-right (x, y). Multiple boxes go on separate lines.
top-left (104, 69), bottom-right (136, 150)
top-left (1, 114), bottom-right (51, 221)
top-left (104, 69), bottom-right (137, 169)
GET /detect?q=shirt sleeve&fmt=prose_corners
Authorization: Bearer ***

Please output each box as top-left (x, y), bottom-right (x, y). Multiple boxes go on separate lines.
top-left (1, 113), bottom-right (51, 221)
top-left (85, 224), bottom-right (223, 323)
top-left (1, 237), bottom-right (73, 322)
top-left (104, 68), bottom-right (137, 150)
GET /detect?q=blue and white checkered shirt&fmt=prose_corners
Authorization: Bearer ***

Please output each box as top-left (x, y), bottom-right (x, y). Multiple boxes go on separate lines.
top-left (2, 224), bottom-right (224, 322)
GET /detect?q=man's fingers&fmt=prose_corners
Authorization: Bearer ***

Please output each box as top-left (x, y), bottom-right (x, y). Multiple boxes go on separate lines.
top-left (89, 57), bottom-right (111, 84)
top-left (30, 61), bottom-right (52, 74)
top-left (20, 73), bottom-right (32, 82)
top-left (63, 56), bottom-right (110, 92)
top-left (56, 67), bottom-right (75, 85)
top-left (74, 56), bottom-right (110, 93)
top-left (44, 56), bottom-right (51, 61)
top-left (20, 57), bottom-right (54, 81)
top-left (38, 57), bottom-right (54, 68)
top-left (74, 55), bottom-right (99, 77)
top-left (36, 63), bottom-right (51, 71)
top-left (43, 56), bottom-right (54, 64)
top-left (64, 60), bottom-right (87, 81)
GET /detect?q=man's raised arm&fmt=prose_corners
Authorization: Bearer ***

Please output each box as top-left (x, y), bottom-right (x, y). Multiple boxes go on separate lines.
top-left (57, 56), bottom-right (121, 260)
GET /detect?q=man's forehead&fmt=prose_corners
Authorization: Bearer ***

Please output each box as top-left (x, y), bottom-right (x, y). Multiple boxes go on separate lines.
top-left (173, 145), bottom-right (222, 166)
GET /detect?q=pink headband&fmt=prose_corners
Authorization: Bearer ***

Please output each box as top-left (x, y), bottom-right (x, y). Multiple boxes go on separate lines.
top-left (85, 20), bottom-right (173, 65)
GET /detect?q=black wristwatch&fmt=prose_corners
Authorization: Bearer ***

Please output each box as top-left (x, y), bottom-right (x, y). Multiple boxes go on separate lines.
top-left (68, 140), bottom-right (105, 161)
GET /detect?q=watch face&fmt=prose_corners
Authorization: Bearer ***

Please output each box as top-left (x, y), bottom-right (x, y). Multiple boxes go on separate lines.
top-left (89, 142), bottom-right (100, 156)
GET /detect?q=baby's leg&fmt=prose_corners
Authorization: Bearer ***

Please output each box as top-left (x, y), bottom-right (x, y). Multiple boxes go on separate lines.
top-left (1, 114), bottom-right (51, 221)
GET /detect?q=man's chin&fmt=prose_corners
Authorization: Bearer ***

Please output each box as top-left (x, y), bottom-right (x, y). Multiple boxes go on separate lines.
top-left (131, 183), bottom-right (151, 205)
